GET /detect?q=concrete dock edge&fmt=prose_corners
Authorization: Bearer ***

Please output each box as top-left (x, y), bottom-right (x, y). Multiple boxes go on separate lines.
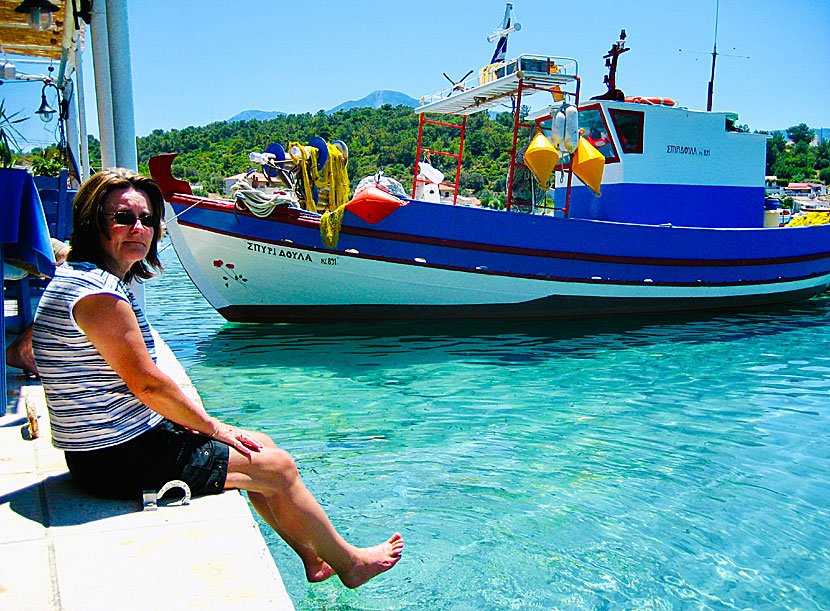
top-left (1, 332), bottom-right (295, 610)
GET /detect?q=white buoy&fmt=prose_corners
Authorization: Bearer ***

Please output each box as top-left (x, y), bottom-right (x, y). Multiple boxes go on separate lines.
top-left (563, 105), bottom-right (579, 154)
top-left (551, 108), bottom-right (566, 151)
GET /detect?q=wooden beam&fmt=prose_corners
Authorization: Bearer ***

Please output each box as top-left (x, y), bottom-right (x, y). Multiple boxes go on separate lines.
top-left (0, 1), bottom-right (69, 61)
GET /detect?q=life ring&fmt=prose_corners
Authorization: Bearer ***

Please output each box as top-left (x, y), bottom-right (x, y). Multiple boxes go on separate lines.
top-left (624, 96), bottom-right (676, 106)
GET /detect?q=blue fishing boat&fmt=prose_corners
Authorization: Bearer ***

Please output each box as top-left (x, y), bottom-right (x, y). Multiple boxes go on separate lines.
top-left (150, 11), bottom-right (830, 323)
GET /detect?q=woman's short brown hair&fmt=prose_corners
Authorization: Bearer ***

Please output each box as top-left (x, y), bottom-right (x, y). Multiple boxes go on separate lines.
top-left (67, 168), bottom-right (165, 283)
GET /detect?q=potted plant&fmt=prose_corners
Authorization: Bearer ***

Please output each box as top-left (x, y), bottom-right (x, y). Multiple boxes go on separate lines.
top-left (30, 148), bottom-right (65, 177)
top-left (0, 100), bottom-right (27, 168)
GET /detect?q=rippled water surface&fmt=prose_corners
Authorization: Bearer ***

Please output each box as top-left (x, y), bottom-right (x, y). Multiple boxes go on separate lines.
top-left (147, 245), bottom-right (830, 610)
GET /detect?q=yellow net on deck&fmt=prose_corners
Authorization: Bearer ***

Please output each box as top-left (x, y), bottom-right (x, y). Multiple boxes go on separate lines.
top-left (288, 141), bottom-right (350, 213)
top-left (320, 204), bottom-right (347, 248)
top-left (786, 211), bottom-right (830, 227)
top-left (322, 144), bottom-right (350, 211)
top-left (288, 142), bottom-right (320, 212)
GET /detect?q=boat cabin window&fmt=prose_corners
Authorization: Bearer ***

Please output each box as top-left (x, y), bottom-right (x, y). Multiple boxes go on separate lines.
top-left (578, 107), bottom-right (619, 162)
top-left (609, 109), bottom-right (644, 154)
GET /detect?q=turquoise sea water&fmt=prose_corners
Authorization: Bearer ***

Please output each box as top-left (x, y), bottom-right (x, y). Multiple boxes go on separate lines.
top-left (147, 244), bottom-right (830, 610)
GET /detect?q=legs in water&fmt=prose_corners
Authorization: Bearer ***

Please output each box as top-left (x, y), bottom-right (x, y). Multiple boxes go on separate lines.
top-left (226, 431), bottom-right (403, 588)
top-left (247, 491), bottom-right (336, 583)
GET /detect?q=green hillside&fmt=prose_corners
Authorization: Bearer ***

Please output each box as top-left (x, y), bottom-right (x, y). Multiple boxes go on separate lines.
top-left (133, 104), bottom-right (518, 207)
top-left (18, 108), bottom-right (828, 198)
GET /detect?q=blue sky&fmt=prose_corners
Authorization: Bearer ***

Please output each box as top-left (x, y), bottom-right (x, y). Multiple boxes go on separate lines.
top-left (4, 0), bottom-right (829, 150)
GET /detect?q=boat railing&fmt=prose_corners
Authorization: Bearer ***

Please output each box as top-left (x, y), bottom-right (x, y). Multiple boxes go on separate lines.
top-left (416, 54), bottom-right (578, 116)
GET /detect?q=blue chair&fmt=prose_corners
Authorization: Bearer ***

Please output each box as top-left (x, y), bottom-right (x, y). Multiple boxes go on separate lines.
top-left (3, 171), bottom-right (72, 342)
top-left (34, 169), bottom-right (76, 242)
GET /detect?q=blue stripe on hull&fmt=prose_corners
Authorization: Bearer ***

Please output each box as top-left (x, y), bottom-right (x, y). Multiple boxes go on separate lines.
top-left (558, 183), bottom-right (766, 228)
top-left (170, 198), bottom-right (830, 288)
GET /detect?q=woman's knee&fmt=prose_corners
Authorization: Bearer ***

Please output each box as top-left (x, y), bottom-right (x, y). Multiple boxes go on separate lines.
top-left (227, 441), bottom-right (299, 494)
top-left (248, 430), bottom-right (277, 449)
top-left (256, 447), bottom-right (300, 489)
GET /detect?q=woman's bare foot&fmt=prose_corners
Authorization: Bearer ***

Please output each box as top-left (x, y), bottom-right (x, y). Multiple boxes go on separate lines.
top-left (304, 557), bottom-right (336, 583)
top-left (338, 533), bottom-right (404, 589)
top-left (6, 329), bottom-right (38, 377)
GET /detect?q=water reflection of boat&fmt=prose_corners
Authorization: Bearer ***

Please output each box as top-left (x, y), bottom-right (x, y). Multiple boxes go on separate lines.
top-left (150, 12), bottom-right (830, 324)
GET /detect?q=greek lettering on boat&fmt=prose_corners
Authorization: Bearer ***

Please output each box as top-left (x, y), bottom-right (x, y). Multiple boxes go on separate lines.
top-left (245, 241), bottom-right (312, 262)
top-left (666, 145), bottom-right (697, 155)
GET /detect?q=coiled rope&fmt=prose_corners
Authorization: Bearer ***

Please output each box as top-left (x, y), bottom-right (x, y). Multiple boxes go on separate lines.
top-left (231, 178), bottom-right (298, 217)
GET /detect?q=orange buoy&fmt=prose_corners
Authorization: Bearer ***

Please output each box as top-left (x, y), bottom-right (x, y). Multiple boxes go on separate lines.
top-left (625, 96), bottom-right (676, 106)
top-left (346, 186), bottom-right (407, 224)
top-left (524, 132), bottom-right (560, 186)
top-left (572, 136), bottom-right (605, 196)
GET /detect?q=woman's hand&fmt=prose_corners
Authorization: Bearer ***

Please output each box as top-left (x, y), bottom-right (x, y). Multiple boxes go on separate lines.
top-left (211, 422), bottom-right (264, 459)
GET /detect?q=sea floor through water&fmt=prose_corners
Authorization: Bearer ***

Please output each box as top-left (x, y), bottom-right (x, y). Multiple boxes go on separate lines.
top-left (147, 244), bottom-right (830, 610)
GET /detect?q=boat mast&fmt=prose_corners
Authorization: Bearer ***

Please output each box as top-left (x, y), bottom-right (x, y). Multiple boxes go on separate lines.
top-left (707, 0), bottom-right (719, 111)
top-left (593, 30), bottom-right (628, 101)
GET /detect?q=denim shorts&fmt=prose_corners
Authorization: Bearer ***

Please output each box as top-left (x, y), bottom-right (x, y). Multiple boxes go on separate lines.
top-left (64, 420), bottom-right (229, 500)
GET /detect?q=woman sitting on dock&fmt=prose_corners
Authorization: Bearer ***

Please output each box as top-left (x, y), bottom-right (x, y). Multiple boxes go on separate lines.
top-left (31, 168), bottom-right (403, 589)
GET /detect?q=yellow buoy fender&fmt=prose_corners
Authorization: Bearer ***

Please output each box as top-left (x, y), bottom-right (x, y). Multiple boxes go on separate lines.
top-left (572, 136), bottom-right (605, 196)
top-left (524, 132), bottom-right (560, 186)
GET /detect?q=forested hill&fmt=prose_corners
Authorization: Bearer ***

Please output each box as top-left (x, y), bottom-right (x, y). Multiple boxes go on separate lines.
top-left (81, 107), bottom-right (827, 203)
top-left (133, 104), bottom-right (517, 203)
top-left (132, 104), bottom-right (512, 198)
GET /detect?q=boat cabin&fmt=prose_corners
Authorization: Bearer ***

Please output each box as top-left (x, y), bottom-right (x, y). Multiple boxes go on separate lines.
top-left (414, 40), bottom-right (769, 230)
top-left (538, 101), bottom-right (768, 228)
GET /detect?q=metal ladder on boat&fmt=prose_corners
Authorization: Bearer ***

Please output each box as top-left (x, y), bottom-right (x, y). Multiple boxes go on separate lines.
top-left (412, 114), bottom-right (467, 205)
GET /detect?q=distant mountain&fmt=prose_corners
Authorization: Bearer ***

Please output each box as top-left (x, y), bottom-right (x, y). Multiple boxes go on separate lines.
top-left (228, 109), bottom-right (286, 122)
top-left (226, 91), bottom-right (418, 123)
top-left (228, 89), bottom-right (420, 122)
top-left (327, 90), bottom-right (419, 113)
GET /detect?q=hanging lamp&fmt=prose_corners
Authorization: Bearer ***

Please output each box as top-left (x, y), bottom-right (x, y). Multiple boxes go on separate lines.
top-left (35, 82), bottom-right (57, 122)
top-left (14, 0), bottom-right (60, 32)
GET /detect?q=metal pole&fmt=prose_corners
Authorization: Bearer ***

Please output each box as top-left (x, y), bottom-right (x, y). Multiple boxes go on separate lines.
top-left (90, 1), bottom-right (116, 168)
top-left (75, 48), bottom-right (90, 182)
top-left (64, 77), bottom-right (82, 185)
top-left (506, 80), bottom-right (525, 211)
top-left (106, 0), bottom-right (138, 171)
top-left (707, 0), bottom-right (720, 112)
top-left (1, 243), bottom-right (6, 417)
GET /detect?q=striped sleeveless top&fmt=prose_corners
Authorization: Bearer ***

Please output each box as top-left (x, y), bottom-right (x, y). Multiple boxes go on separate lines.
top-left (32, 262), bottom-right (164, 451)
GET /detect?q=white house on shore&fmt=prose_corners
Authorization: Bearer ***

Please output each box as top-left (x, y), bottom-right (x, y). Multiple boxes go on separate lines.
top-left (223, 171), bottom-right (272, 197)
top-left (783, 182), bottom-right (827, 198)
top-left (765, 177), bottom-right (827, 200)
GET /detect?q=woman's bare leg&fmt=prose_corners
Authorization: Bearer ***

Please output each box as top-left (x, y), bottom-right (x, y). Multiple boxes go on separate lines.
top-left (232, 432), bottom-right (334, 581)
top-left (6, 325), bottom-right (38, 375)
top-left (247, 491), bottom-right (335, 582)
top-left (225, 437), bottom-right (403, 588)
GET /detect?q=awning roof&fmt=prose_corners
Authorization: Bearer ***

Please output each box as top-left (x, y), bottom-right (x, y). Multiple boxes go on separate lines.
top-left (0, 1), bottom-right (73, 60)
top-left (415, 55), bottom-right (578, 116)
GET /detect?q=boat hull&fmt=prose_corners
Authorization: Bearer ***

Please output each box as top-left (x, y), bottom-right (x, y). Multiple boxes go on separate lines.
top-left (163, 195), bottom-right (830, 323)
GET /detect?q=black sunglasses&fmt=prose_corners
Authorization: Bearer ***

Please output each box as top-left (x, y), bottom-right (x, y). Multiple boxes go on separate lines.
top-left (100, 211), bottom-right (160, 228)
